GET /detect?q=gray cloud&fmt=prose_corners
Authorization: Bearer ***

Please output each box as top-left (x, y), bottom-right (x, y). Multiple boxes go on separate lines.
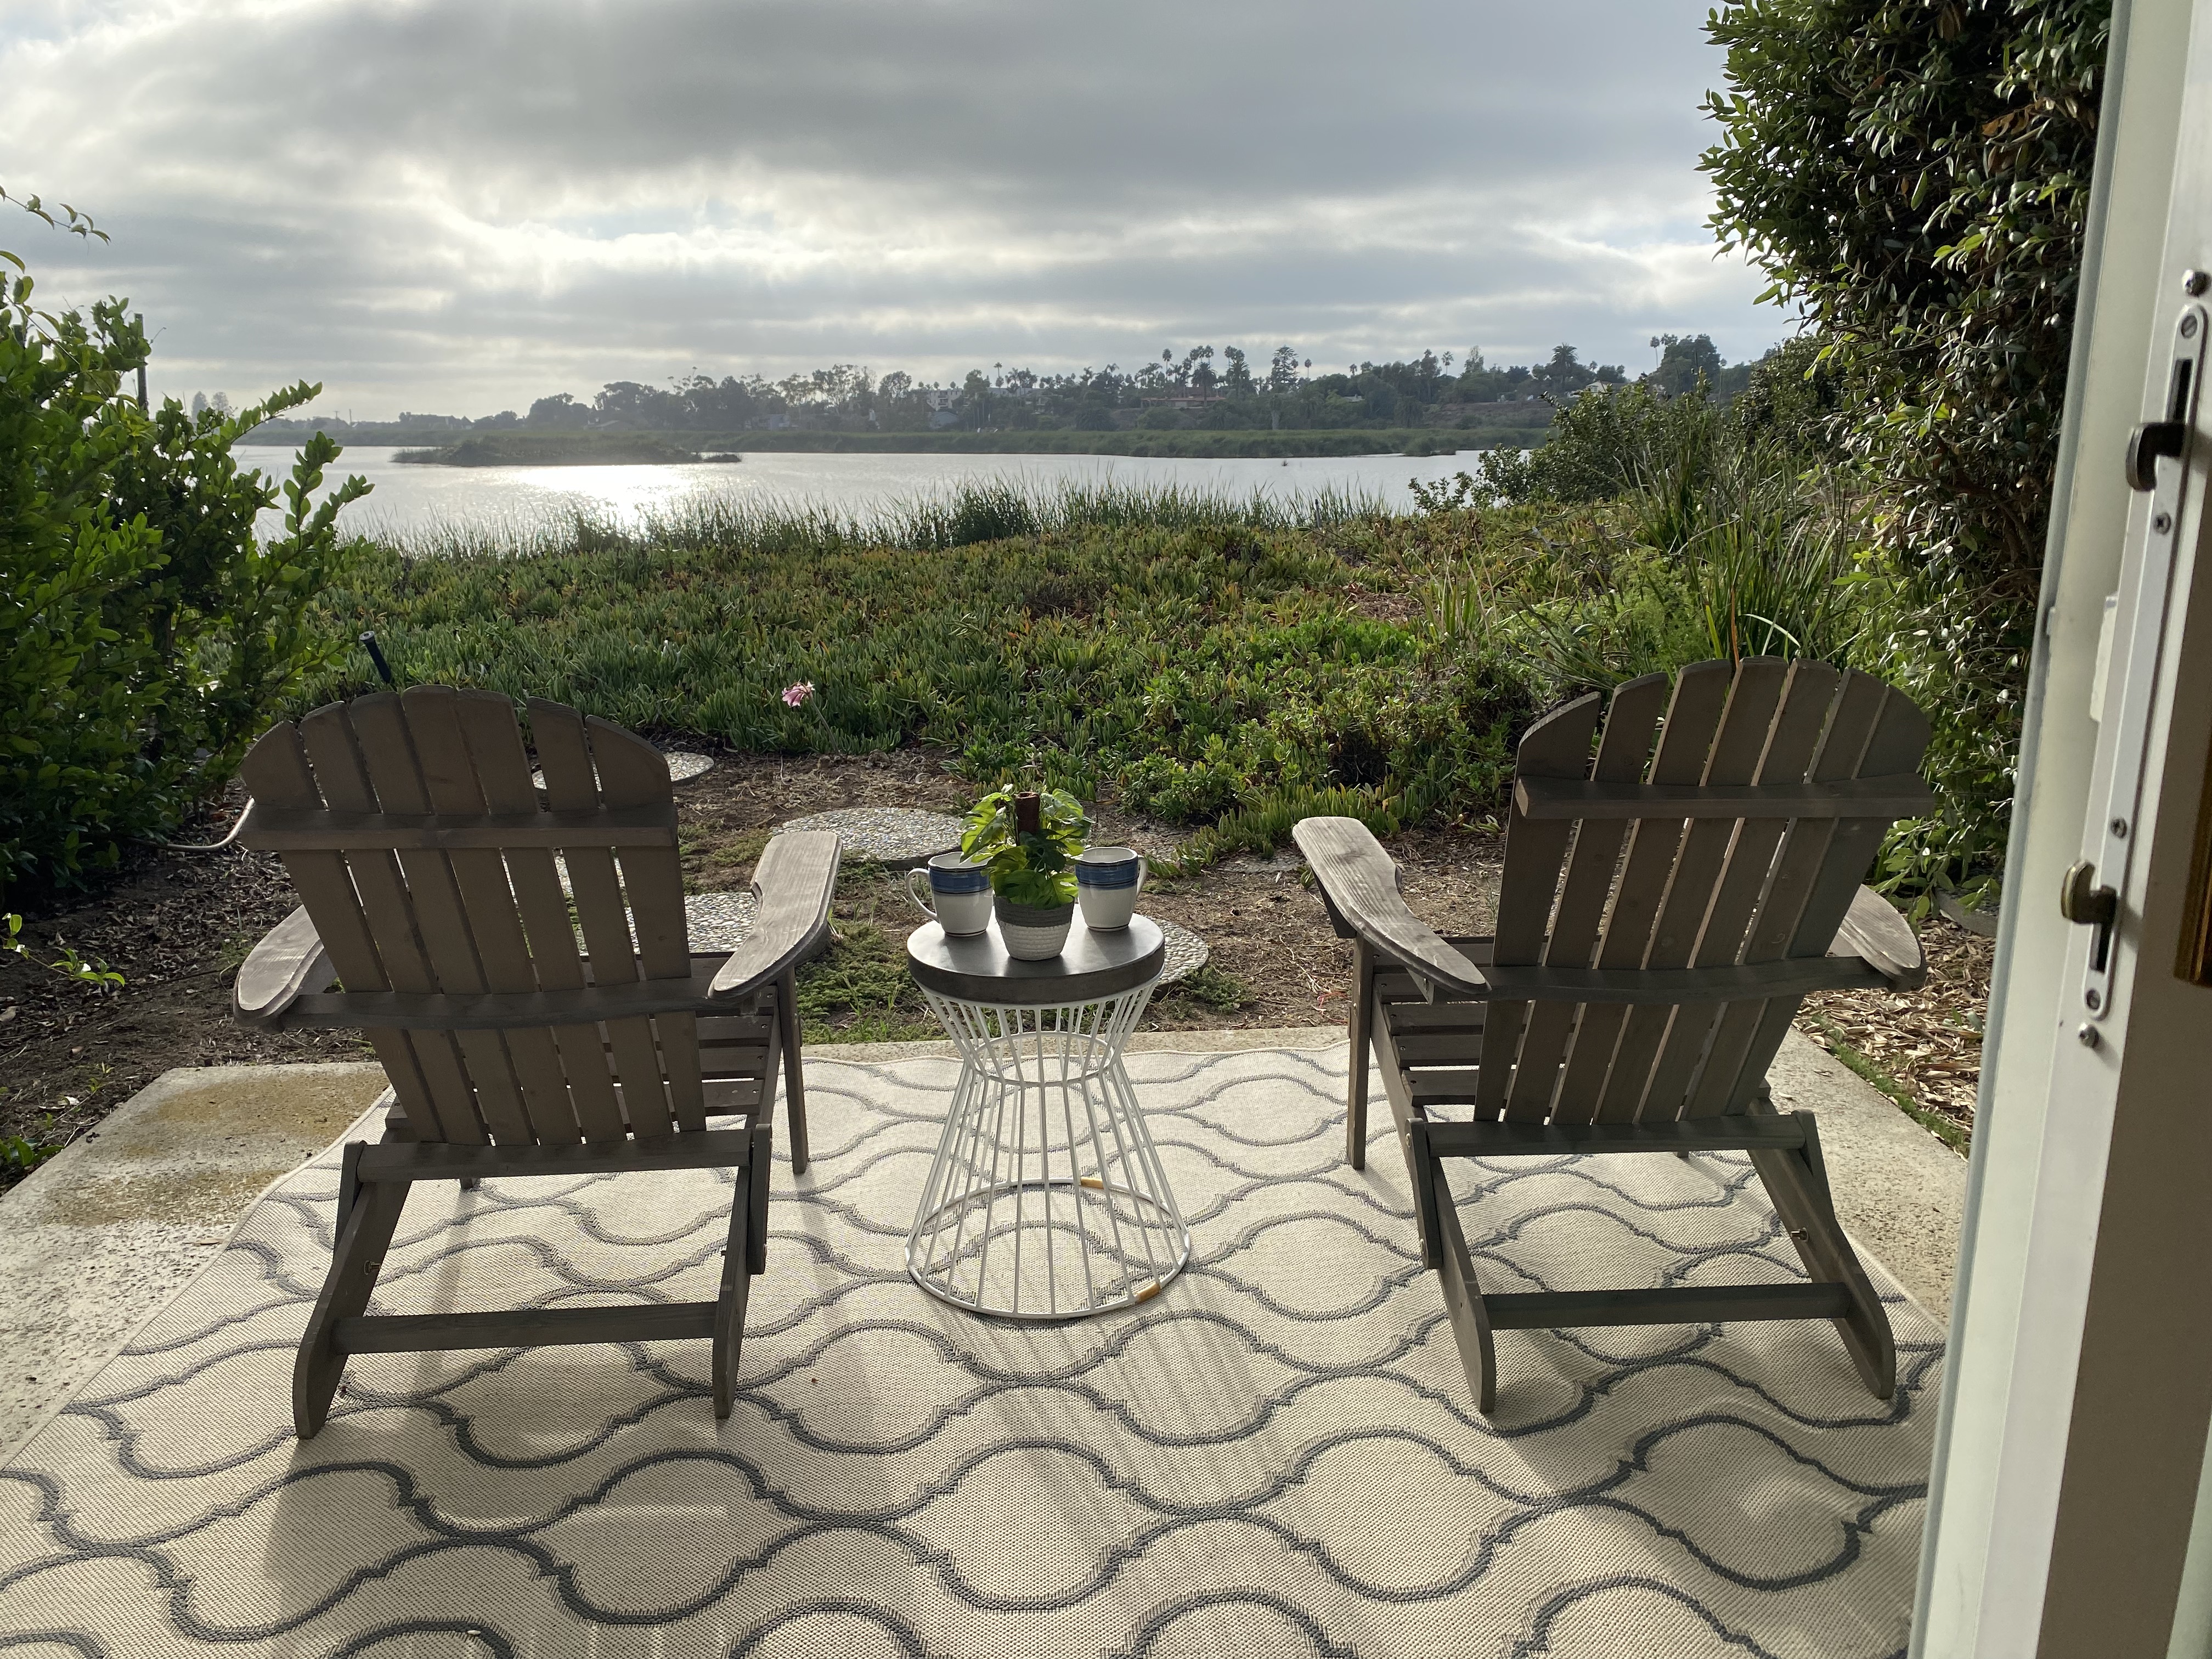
top-left (3, 0), bottom-right (1774, 416)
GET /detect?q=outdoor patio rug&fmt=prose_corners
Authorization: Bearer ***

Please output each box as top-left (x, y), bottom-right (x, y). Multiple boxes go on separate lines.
top-left (0, 1048), bottom-right (1943, 1658)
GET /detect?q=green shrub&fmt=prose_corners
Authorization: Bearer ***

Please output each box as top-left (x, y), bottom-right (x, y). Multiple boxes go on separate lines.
top-left (1696, 0), bottom-right (2111, 905)
top-left (1476, 381), bottom-right (1723, 508)
top-left (1703, 0), bottom-right (2106, 601)
top-left (1, 253), bottom-right (368, 896)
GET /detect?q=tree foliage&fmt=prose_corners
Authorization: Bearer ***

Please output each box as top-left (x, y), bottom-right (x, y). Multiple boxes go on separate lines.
top-left (1, 234), bottom-right (369, 896)
top-left (1702, 0), bottom-right (2109, 597)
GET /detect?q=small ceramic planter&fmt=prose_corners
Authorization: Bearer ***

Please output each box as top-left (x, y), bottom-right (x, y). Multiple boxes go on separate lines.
top-left (994, 895), bottom-right (1075, 960)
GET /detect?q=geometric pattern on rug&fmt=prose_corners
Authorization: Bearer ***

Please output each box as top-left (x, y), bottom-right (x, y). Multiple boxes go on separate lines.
top-left (0, 1048), bottom-right (1940, 1658)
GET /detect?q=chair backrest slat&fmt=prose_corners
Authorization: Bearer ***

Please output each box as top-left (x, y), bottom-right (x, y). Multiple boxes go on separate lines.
top-left (348, 692), bottom-right (544, 1145)
top-left (407, 687), bottom-right (591, 1146)
top-left (1486, 658), bottom-right (1931, 1129)
top-left (1641, 661), bottom-right (1838, 1120)
top-left (455, 695), bottom-right (629, 1143)
top-left (299, 701), bottom-right (493, 1143)
top-left (1502, 673), bottom-right (1669, 1123)
top-left (1594, 658), bottom-right (1791, 1121)
top-left (238, 720), bottom-right (442, 1135)
top-left (1550, 662), bottom-right (1734, 1122)
top-left (588, 715), bottom-right (709, 1132)
top-left (1478, 693), bottom-right (1601, 1121)
top-left (1713, 678), bottom-right (1931, 1113)
top-left (1688, 668), bottom-right (1887, 1115)
top-left (531, 701), bottom-right (678, 1137)
top-left (1550, 662), bottom-right (1736, 1121)
top-left (245, 689), bottom-right (706, 1148)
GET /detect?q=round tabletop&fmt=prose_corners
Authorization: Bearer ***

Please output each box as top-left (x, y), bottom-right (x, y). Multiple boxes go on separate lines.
top-left (906, 914), bottom-right (1165, 1004)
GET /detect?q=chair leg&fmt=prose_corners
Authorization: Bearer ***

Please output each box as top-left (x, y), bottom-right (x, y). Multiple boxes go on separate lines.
top-left (776, 968), bottom-right (809, 1175)
top-left (1750, 1113), bottom-right (1897, 1400)
top-left (1403, 1116), bottom-right (1444, 1272)
top-left (1428, 1159), bottom-right (1498, 1414)
top-left (1345, 940), bottom-right (1376, 1169)
top-left (712, 1167), bottom-right (756, 1419)
top-left (295, 1146), bottom-right (409, 1440)
top-left (746, 1119), bottom-right (772, 1276)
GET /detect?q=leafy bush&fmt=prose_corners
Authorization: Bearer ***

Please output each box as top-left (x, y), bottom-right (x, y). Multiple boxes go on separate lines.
top-left (1692, 0), bottom-right (2108, 901)
top-left (1476, 381), bottom-right (1723, 509)
top-left (1850, 556), bottom-right (2027, 907)
top-left (1, 246), bottom-right (368, 896)
top-left (1703, 0), bottom-right (2107, 601)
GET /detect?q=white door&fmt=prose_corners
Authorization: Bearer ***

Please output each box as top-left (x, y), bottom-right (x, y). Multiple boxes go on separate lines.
top-left (1913, 1), bottom-right (2212, 1652)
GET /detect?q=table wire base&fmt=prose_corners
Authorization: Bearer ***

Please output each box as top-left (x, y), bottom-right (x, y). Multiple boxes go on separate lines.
top-left (909, 984), bottom-right (1188, 1320)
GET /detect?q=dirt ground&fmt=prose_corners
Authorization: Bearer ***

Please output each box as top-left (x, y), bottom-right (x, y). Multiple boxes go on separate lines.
top-left (1, 749), bottom-right (1987, 1181)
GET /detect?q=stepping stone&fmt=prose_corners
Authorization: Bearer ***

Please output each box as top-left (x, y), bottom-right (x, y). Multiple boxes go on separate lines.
top-left (533, 749), bottom-right (713, 790)
top-left (685, 890), bottom-right (759, 951)
top-left (663, 752), bottom-right (715, 783)
top-left (1156, 918), bottom-right (1209, 985)
top-left (776, 807), bottom-right (966, 868)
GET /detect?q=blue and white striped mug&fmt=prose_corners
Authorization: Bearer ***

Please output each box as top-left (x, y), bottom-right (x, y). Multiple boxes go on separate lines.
top-left (909, 853), bottom-right (993, 936)
top-left (1075, 845), bottom-right (1147, 932)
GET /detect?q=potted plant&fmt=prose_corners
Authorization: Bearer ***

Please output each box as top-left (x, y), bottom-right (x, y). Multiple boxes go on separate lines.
top-left (961, 784), bottom-right (1091, 959)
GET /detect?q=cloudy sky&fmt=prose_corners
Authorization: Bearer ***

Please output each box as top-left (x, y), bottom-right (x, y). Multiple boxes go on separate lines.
top-left (3, 0), bottom-right (1775, 420)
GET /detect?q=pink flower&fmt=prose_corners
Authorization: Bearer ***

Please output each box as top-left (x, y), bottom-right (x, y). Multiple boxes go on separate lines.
top-left (781, 681), bottom-right (815, 708)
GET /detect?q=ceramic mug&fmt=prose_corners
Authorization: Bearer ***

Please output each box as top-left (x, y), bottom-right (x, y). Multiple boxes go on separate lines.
top-left (1075, 845), bottom-right (1147, 932)
top-left (909, 854), bottom-right (993, 936)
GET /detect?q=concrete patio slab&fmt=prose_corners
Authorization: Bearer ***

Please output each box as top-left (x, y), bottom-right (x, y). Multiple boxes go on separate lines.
top-left (0, 1063), bottom-right (388, 1462)
top-left (0, 1026), bottom-right (1965, 1463)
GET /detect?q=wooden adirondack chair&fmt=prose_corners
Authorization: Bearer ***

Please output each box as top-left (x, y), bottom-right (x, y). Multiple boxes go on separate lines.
top-left (1293, 658), bottom-right (1934, 1412)
top-left (227, 686), bottom-right (840, 1437)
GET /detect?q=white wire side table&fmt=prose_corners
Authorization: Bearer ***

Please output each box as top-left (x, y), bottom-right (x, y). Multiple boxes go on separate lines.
top-left (904, 914), bottom-right (1187, 1321)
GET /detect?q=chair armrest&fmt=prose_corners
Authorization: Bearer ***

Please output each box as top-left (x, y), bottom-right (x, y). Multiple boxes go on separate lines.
top-left (708, 830), bottom-right (841, 1000)
top-left (1826, 885), bottom-right (1928, 990)
top-left (1290, 816), bottom-right (1491, 998)
top-left (232, 905), bottom-right (336, 1028)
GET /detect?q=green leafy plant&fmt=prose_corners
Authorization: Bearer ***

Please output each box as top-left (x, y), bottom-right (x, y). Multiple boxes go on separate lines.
top-left (1, 1133), bottom-right (59, 1178)
top-left (1695, 0), bottom-right (2109, 904)
top-left (4, 912), bottom-right (124, 991)
top-left (0, 233), bottom-right (369, 899)
top-left (1702, 0), bottom-right (2106, 602)
top-left (960, 785), bottom-right (1091, 906)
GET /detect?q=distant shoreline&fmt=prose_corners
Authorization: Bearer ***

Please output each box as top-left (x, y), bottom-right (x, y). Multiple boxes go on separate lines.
top-left (245, 425), bottom-right (1542, 465)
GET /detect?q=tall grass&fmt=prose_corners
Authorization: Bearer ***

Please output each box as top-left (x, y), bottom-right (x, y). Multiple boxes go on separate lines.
top-left (373, 475), bottom-right (1394, 566)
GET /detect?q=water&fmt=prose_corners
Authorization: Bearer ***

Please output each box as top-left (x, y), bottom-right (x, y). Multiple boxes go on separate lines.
top-left (245, 445), bottom-right (1490, 542)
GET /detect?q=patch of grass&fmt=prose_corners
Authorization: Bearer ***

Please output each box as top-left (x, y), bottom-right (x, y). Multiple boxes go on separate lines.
top-left (1803, 1014), bottom-right (1968, 1155)
top-left (791, 906), bottom-right (936, 1043)
top-left (709, 828), bottom-right (774, 868)
top-left (297, 470), bottom-right (2009, 903)
top-left (1157, 964), bottom-right (1250, 1012)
